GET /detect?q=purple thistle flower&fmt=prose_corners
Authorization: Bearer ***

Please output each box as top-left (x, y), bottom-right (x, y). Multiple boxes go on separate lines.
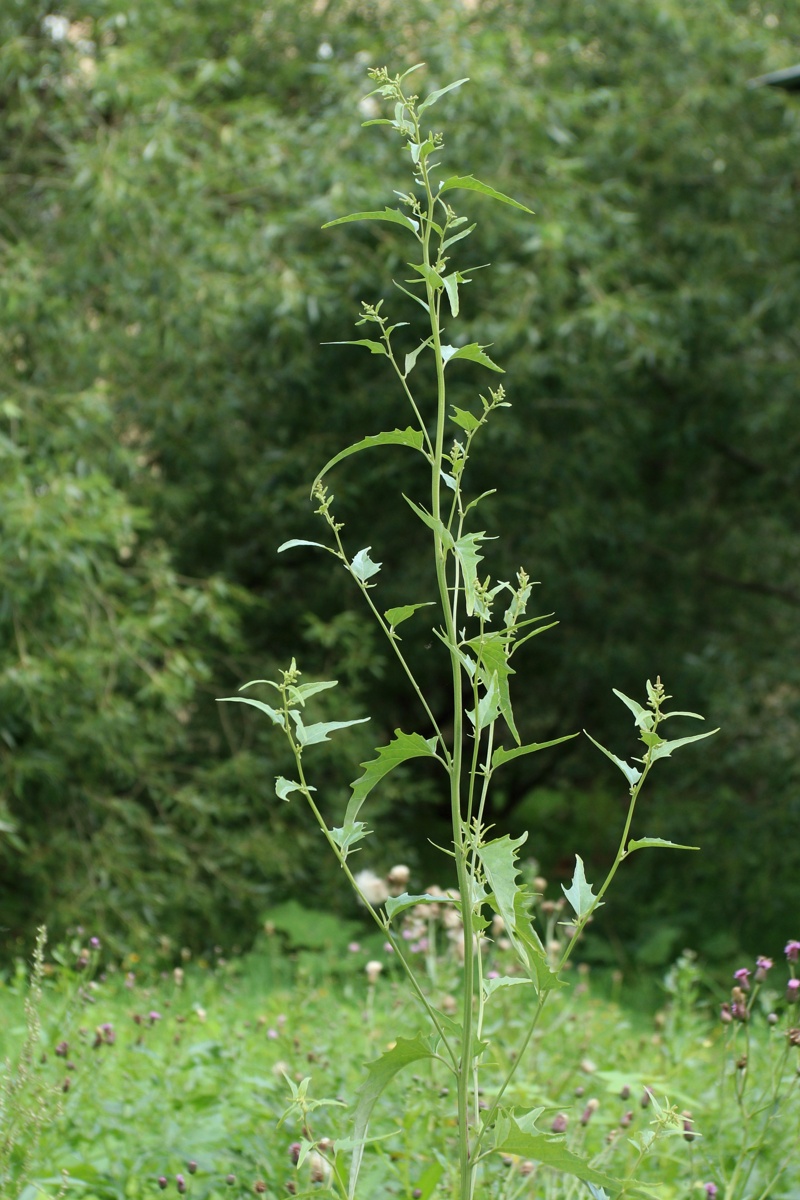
top-left (705, 1185), bottom-right (718, 1200)
top-left (157, 1178), bottom-right (168, 1191)
top-left (733, 967), bottom-right (751, 991)
top-left (785, 940), bottom-right (800, 963)
top-left (787, 979), bottom-right (800, 1003)
top-left (755, 956), bottom-right (773, 982)
top-left (148, 1011), bottom-right (162, 1024)
top-left (176, 1175), bottom-right (187, 1194)
top-left (90, 936), bottom-right (101, 950)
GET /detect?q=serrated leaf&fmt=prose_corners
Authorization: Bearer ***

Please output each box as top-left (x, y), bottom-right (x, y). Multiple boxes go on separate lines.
top-left (627, 837), bottom-right (700, 853)
top-left (322, 207), bottom-right (419, 233)
top-left (491, 732), bottom-right (579, 769)
top-left (275, 777), bottom-right (316, 802)
top-left (612, 688), bottom-right (654, 730)
top-left (350, 547), bottom-right (382, 582)
top-left (562, 854), bottom-right (602, 921)
top-left (493, 1116), bottom-right (626, 1192)
top-left (468, 670), bottom-right (501, 732)
top-left (384, 602), bottom-right (435, 630)
top-left (323, 338), bottom-right (386, 356)
top-left (584, 730), bottom-right (642, 788)
top-left (385, 892), bottom-right (453, 922)
top-left (439, 174), bottom-right (534, 213)
top-left (217, 695), bottom-right (285, 726)
top-left (314, 428), bottom-right (426, 487)
top-left (649, 729), bottom-right (719, 761)
top-left (441, 342), bottom-right (504, 373)
top-left (344, 731), bottom-right (439, 833)
top-left (278, 538), bottom-right (330, 554)
top-left (467, 631), bottom-right (519, 743)
top-left (291, 713), bottom-right (370, 747)
top-left (483, 975), bottom-right (534, 1000)
top-left (450, 405), bottom-right (481, 432)
top-left (418, 77), bottom-right (470, 115)
top-left (453, 531), bottom-right (488, 616)
top-left (330, 822), bottom-right (369, 855)
top-left (350, 1034), bottom-right (436, 1200)
top-left (479, 835), bottom-right (557, 990)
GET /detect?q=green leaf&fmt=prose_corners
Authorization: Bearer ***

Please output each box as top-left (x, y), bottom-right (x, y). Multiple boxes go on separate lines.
top-left (442, 223), bottom-right (476, 251)
top-left (468, 670), bottom-right (501, 732)
top-left (627, 837), bottom-right (700, 853)
top-left (217, 696), bottom-right (285, 726)
top-left (289, 680), bottom-right (339, 705)
top-left (384, 601), bottom-right (436, 629)
top-left (439, 174), bottom-right (534, 214)
top-left (350, 547), bottom-right (382, 582)
top-left (584, 730), bottom-right (642, 789)
top-left (491, 733), bottom-right (579, 769)
top-left (418, 77), bottom-right (470, 115)
top-left (277, 538), bottom-right (330, 554)
top-left (350, 1034), bottom-right (436, 1200)
top-left (385, 892), bottom-right (453, 922)
top-left (344, 730), bottom-right (439, 833)
top-left (483, 975), bottom-right (534, 1000)
top-left (467, 630), bottom-right (519, 743)
top-left (412, 1160), bottom-right (444, 1200)
top-left (442, 272), bottom-right (460, 317)
top-left (561, 854), bottom-right (602, 921)
top-left (404, 338), bottom-right (432, 376)
top-left (493, 1115), bottom-right (626, 1192)
top-left (479, 835), bottom-right (558, 991)
top-left (330, 822), bottom-right (369, 855)
top-left (275, 777), bottom-right (315, 802)
top-left (441, 342), bottom-right (504, 373)
top-left (322, 207), bottom-right (419, 234)
top-left (453, 531), bottom-right (488, 616)
top-left (649, 729), bottom-right (719, 761)
top-left (322, 339), bottom-right (387, 357)
top-left (314, 428), bottom-right (426, 486)
top-left (407, 261), bottom-right (444, 291)
top-left (403, 495), bottom-right (454, 547)
top-left (291, 713), bottom-right (370, 747)
top-left (450, 405), bottom-right (481, 432)
top-left (612, 688), bottom-right (654, 730)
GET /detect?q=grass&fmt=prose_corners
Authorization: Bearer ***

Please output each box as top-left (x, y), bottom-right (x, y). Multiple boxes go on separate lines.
top-left (1, 927), bottom-right (798, 1200)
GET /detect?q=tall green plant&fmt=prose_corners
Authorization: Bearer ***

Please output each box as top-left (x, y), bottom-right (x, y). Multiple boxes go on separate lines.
top-left (222, 66), bottom-right (717, 1198)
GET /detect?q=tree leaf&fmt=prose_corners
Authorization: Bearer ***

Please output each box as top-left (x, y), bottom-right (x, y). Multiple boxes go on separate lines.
top-left (350, 547), bottom-right (382, 582)
top-left (344, 730), bottom-right (439, 832)
top-left (491, 732), bottom-right (579, 769)
top-left (649, 729), bottom-right (719, 760)
top-left (322, 207), bottom-right (419, 234)
top-left (349, 1035), bottom-right (436, 1200)
top-left (438, 174), bottom-right (534, 214)
top-left (314, 428), bottom-right (426, 487)
top-left (441, 342), bottom-right (504, 373)
top-left (584, 730), bottom-right (642, 789)
top-left (627, 837), bottom-right (700, 853)
top-left (418, 77), bottom-right (470, 116)
top-left (561, 854), bottom-right (602, 921)
top-left (384, 601), bottom-right (435, 629)
top-left (275, 776), bottom-right (315, 802)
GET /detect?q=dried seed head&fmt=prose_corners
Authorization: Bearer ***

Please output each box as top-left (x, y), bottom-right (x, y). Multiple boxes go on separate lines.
top-left (387, 864), bottom-right (410, 894)
top-left (354, 869), bottom-right (389, 907)
top-left (365, 960), bottom-right (383, 984)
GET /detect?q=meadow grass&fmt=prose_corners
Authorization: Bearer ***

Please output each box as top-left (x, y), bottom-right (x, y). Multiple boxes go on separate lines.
top-left (1, 930), bottom-right (798, 1200)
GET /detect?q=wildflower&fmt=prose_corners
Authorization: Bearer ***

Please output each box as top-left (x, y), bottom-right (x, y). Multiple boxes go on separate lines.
top-left (755, 956), bottom-right (773, 982)
top-left (187, 1162), bottom-right (197, 1175)
top-left (705, 1185), bottom-right (718, 1200)
top-left (90, 936), bottom-right (101, 950)
top-left (157, 1178), bottom-right (168, 1191)
top-left (387, 864), bottom-right (410, 894)
top-left (486, 970), bottom-right (500, 980)
top-left (733, 967), bottom-right (751, 991)
top-left (289, 1143), bottom-right (301, 1165)
top-left (785, 940), bottom-right (800, 962)
top-left (551, 1112), bottom-right (568, 1133)
top-left (365, 960), bottom-right (383, 984)
top-left (354, 869), bottom-right (389, 907)
top-left (347, 942), bottom-right (361, 953)
top-left (720, 1002), bottom-right (733, 1024)
top-left (682, 1111), bottom-right (695, 1141)
top-left (176, 1175), bottom-right (187, 1194)
top-left (580, 1098), bottom-right (600, 1125)
top-left (619, 1084), bottom-right (631, 1100)
top-left (149, 1011), bottom-right (162, 1024)
top-left (788, 979), bottom-right (800, 1004)
top-left (787, 1029), bottom-right (800, 1047)
top-left (267, 1028), bottom-right (279, 1040)
top-left (518, 1160), bottom-right (535, 1177)
top-left (620, 1110), bottom-right (633, 1128)
top-left (308, 1153), bottom-right (331, 1184)
top-left (55, 1040), bottom-right (69, 1058)
top-left (226, 1176), bottom-right (236, 1186)
top-left (254, 1182), bottom-right (267, 1194)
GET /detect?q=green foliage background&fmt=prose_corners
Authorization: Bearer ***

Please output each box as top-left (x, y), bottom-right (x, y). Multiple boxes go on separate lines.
top-left (2, 0), bottom-right (799, 961)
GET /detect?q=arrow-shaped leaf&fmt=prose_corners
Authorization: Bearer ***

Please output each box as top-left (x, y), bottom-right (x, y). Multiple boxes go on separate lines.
top-left (323, 207), bottom-right (419, 233)
top-left (291, 713), bottom-right (370, 747)
top-left (384, 602), bottom-right (435, 630)
top-left (217, 695), bottom-right (285, 726)
top-left (385, 892), bottom-right (454, 922)
top-left (627, 837), bottom-right (700, 853)
top-left (649, 729), bottom-right (719, 761)
top-left (561, 854), bottom-right (602, 921)
top-left (418, 77), bottom-right (469, 115)
top-left (344, 731), bottom-right (439, 832)
top-left (493, 1115), bottom-right (629, 1192)
top-left (322, 338), bottom-right (386, 356)
top-left (491, 732), bottom-right (579, 769)
top-left (441, 342), bottom-right (504, 373)
top-left (612, 688), bottom-right (654, 730)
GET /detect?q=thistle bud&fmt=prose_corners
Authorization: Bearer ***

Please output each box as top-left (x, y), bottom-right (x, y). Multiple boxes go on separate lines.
top-left (681, 1111), bottom-right (695, 1142)
top-left (580, 1098), bottom-right (600, 1125)
top-left (788, 979), bottom-right (800, 1004)
top-left (551, 1113), bottom-right (568, 1134)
